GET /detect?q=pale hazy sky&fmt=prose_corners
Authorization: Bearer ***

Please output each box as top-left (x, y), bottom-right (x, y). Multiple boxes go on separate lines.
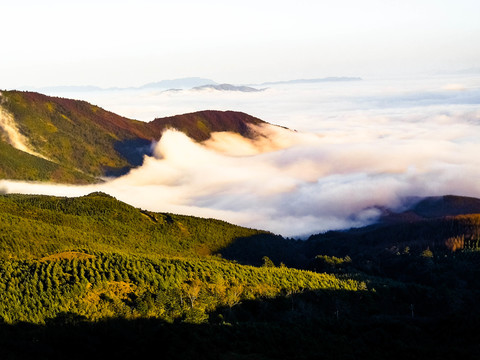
top-left (1, 0), bottom-right (479, 88)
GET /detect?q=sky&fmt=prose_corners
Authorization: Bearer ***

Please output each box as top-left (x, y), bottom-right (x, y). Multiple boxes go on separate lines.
top-left (1, 0), bottom-right (479, 89)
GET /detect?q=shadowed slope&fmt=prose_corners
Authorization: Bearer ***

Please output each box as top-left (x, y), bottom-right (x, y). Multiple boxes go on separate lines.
top-left (378, 195), bottom-right (480, 224)
top-left (411, 195), bottom-right (480, 218)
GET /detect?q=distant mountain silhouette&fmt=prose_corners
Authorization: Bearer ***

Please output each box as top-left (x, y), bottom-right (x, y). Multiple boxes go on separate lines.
top-left (193, 83), bottom-right (263, 92)
top-left (258, 77), bottom-right (362, 86)
top-left (139, 77), bottom-right (217, 90)
top-left (21, 76), bottom-right (363, 95)
top-left (378, 195), bottom-right (480, 224)
top-left (25, 77), bottom-right (217, 94)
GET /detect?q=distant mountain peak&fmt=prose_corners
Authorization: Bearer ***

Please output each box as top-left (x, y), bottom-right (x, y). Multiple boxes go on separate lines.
top-left (193, 84), bottom-right (263, 92)
top-left (140, 77), bottom-right (217, 90)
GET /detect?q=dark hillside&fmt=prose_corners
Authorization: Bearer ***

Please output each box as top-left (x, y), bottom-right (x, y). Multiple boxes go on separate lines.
top-left (379, 195), bottom-right (480, 224)
top-left (412, 195), bottom-right (480, 218)
top-left (216, 194), bottom-right (480, 286)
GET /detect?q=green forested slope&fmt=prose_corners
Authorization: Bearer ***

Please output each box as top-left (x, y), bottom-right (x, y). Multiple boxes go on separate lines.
top-left (1, 192), bottom-right (480, 359)
top-left (0, 253), bottom-right (362, 324)
top-left (0, 192), bottom-right (266, 260)
top-left (0, 192), bottom-right (365, 326)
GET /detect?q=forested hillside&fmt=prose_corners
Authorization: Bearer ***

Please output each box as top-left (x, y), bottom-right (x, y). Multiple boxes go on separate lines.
top-left (0, 193), bottom-right (480, 358)
top-left (0, 192), bottom-right (365, 325)
top-left (0, 192), bottom-right (267, 260)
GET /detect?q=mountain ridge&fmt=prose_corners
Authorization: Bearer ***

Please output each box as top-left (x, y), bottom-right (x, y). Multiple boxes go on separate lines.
top-left (192, 83), bottom-right (263, 92)
top-left (0, 90), bottom-right (272, 182)
top-left (377, 194), bottom-right (480, 224)
top-left (139, 77), bottom-right (217, 90)
top-left (18, 76), bottom-right (362, 94)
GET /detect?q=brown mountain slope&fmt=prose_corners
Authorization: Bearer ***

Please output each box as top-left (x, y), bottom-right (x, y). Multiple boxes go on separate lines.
top-left (0, 90), bottom-right (270, 182)
top-left (149, 110), bottom-right (266, 142)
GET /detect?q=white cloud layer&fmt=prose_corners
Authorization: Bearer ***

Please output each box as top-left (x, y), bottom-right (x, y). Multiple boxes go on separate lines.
top-left (2, 75), bottom-right (480, 237)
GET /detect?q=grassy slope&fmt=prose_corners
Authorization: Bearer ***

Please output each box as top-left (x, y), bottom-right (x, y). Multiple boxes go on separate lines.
top-left (0, 91), bottom-right (143, 177)
top-left (0, 91), bottom-right (269, 182)
top-left (0, 140), bottom-right (96, 183)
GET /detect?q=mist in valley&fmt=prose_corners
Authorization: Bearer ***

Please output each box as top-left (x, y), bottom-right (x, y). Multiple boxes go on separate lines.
top-left (3, 74), bottom-right (480, 237)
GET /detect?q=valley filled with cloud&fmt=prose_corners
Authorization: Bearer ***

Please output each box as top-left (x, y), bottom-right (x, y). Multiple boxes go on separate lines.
top-left (2, 75), bottom-right (480, 237)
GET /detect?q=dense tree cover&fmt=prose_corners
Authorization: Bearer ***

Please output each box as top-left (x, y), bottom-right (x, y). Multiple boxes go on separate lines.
top-left (0, 192), bottom-right (268, 260)
top-left (304, 214), bottom-right (480, 286)
top-left (0, 193), bottom-right (479, 359)
top-left (0, 192), bottom-right (367, 326)
top-left (0, 252), bottom-right (364, 325)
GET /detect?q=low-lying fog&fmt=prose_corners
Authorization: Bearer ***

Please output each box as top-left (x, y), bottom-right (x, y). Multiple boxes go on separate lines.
top-left (3, 74), bottom-right (480, 237)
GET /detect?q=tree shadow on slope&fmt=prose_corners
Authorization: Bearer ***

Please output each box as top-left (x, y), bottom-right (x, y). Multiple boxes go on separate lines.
top-left (218, 233), bottom-right (307, 268)
top-left (105, 138), bottom-right (154, 177)
top-left (1, 288), bottom-right (479, 360)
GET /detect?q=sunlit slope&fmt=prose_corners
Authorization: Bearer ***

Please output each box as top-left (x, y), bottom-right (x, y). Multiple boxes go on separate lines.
top-left (0, 192), bottom-right (270, 259)
top-left (0, 90), bottom-right (269, 182)
top-left (0, 253), bottom-right (364, 324)
top-left (0, 91), bottom-right (146, 179)
top-left (0, 140), bottom-right (96, 183)
top-left (149, 110), bottom-right (266, 142)
top-left (0, 192), bottom-right (364, 325)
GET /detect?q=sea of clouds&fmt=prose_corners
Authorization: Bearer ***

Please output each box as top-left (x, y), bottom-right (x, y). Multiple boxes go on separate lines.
top-left (2, 74), bottom-right (480, 237)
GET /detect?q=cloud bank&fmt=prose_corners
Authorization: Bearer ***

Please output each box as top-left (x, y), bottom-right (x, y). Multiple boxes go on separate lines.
top-left (3, 76), bottom-right (480, 237)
